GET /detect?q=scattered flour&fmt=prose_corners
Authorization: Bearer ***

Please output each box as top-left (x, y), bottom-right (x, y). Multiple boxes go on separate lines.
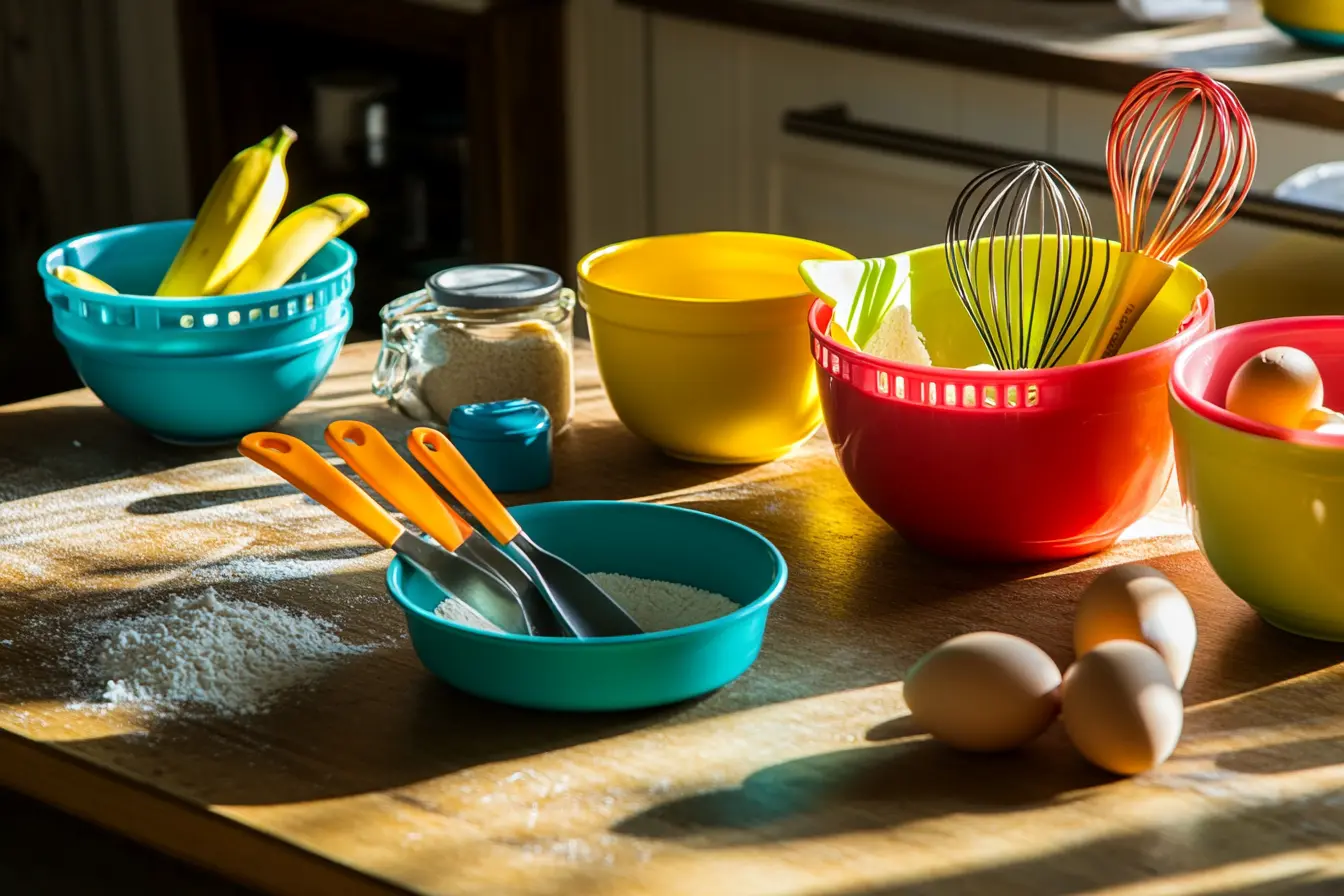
top-left (194, 551), bottom-right (376, 584)
top-left (433, 573), bottom-right (741, 635)
top-left (91, 587), bottom-right (375, 717)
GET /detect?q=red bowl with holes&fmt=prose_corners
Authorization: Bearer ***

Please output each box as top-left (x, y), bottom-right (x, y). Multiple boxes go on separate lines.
top-left (809, 241), bottom-right (1215, 562)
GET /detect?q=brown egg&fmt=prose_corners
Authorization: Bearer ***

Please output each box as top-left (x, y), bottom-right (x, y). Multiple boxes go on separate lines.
top-left (1074, 564), bottom-right (1196, 689)
top-left (1225, 346), bottom-right (1324, 429)
top-left (904, 632), bottom-right (1062, 753)
top-left (1061, 640), bottom-right (1183, 776)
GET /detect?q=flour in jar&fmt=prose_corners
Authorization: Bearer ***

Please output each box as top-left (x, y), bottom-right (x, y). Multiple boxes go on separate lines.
top-left (419, 322), bottom-right (573, 429)
top-left (433, 573), bottom-right (742, 634)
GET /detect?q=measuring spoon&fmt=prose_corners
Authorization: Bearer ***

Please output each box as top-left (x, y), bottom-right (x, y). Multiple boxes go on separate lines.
top-left (408, 426), bottom-right (644, 639)
top-left (239, 432), bottom-right (531, 635)
top-left (323, 420), bottom-right (561, 637)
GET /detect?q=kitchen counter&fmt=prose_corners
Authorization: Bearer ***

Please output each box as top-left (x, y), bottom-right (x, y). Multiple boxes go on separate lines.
top-left (6, 340), bottom-right (1344, 894)
top-left (622, 0), bottom-right (1344, 130)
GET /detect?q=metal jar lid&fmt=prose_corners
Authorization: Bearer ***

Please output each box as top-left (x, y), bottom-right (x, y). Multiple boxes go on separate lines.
top-left (425, 264), bottom-right (564, 310)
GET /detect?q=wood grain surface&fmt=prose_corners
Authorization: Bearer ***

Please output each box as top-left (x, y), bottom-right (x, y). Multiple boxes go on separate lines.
top-left (3, 340), bottom-right (1344, 895)
top-left (622, 0), bottom-right (1344, 131)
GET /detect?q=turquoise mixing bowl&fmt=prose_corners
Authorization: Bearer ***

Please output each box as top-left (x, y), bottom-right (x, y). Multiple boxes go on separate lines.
top-left (385, 500), bottom-right (788, 711)
top-left (38, 220), bottom-right (355, 355)
top-left (57, 304), bottom-right (352, 445)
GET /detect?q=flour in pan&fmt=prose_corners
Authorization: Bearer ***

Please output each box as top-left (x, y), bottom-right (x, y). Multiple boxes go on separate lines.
top-left (92, 587), bottom-right (376, 717)
top-left (433, 573), bottom-right (741, 634)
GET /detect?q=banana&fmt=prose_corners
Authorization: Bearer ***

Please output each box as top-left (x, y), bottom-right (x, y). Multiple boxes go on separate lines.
top-left (156, 125), bottom-right (297, 297)
top-left (55, 265), bottom-right (118, 294)
top-left (222, 194), bottom-right (369, 294)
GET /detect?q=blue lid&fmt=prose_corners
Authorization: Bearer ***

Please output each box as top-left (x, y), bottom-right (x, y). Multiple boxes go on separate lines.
top-left (448, 399), bottom-right (551, 440)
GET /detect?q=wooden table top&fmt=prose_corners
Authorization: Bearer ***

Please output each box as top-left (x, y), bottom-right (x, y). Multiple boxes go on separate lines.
top-left (625, 0), bottom-right (1344, 131)
top-left (3, 339), bottom-right (1344, 895)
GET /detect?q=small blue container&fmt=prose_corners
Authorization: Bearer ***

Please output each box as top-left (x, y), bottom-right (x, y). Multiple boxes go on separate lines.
top-left (385, 500), bottom-right (787, 711)
top-left (448, 399), bottom-right (553, 492)
top-left (38, 220), bottom-right (355, 355)
top-left (57, 304), bottom-right (352, 445)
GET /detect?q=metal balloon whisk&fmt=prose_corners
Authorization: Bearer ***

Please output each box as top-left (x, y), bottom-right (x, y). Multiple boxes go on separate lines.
top-left (945, 160), bottom-right (1109, 371)
top-left (1079, 67), bottom-right (1257, 362)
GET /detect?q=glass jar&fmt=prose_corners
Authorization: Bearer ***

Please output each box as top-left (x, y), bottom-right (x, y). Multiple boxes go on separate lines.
top-left (372, 264), bottom-right (576, 434)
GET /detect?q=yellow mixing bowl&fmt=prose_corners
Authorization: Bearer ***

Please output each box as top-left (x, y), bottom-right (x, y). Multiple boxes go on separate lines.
top-left (1169, 316), bottom-right (1344, 640)
top-left (1261, 0), bottom-right (1344, 46)
top-left (1261, 0), bottom-right (1344, 31)
top-left (578, 232), bottom-right (852, 464)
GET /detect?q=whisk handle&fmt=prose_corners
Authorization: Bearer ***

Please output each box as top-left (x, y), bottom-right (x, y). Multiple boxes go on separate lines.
top-left (1079, 252), bottom-right (1176, 362)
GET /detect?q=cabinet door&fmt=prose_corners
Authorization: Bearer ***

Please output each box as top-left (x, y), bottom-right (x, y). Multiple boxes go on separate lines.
top-left (648, 16), bottom-right (1051, 248)
top-left (742, 31), bottom-right (1050, 256)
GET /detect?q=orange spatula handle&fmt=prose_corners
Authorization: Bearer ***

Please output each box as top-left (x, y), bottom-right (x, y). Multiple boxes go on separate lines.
top-left (324, 420), bottom-right (470, 551)
top-left (239, 432), bottom-right (403, 549)
top-left (408, 427), bottom-right (522, 544)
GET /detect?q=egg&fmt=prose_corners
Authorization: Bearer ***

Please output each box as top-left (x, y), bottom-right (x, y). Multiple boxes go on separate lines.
top-left (904, 631), bottom-right (1062, 752)
top-left (1225, 346), bottom-right (1324, 429)
top-left (1074, 563), bottom-right (1196, 689)
top-left (1061, 640), bottom-right (1183, 776)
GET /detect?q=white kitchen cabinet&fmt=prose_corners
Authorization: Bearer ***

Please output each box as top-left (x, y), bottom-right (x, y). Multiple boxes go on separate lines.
top-left (579, 12), bottom-right (1344, 324)
top-left (648, 15), bottom-right (1051, 254)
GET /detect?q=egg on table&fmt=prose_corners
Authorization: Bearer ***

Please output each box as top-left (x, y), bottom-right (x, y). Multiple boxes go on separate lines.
top-left (1074, 563), bottom-right (1196, 689)
top-left (1225, 346), bottom-right (1324, 429)
top-left (903, 631), bottom-right (1062, 753)
top-left (1061, 640), bottom-right (1183, 776)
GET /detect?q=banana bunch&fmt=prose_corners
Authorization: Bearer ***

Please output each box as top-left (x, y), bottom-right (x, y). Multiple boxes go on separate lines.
top-left (55, 125), bottom-right (368, 297)
top-left (222, 193), bottom-right (367, 294)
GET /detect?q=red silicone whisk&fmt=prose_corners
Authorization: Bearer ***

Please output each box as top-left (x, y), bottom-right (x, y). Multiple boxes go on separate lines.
top-left (1079, 68), bottom-right (1256, 362)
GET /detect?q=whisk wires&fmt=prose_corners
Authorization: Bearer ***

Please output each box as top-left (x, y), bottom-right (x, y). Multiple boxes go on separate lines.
top-left (945, 161), bottom-right (1110, 370)
top-left (1109, 68), bottom-right (1257, 263)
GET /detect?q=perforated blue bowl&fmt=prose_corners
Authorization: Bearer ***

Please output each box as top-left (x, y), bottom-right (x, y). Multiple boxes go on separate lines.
top-left (386, 500), bottom-right (787, 711)
top-left (38, 220), bottom-right (355, 355)
top-left (57, 303), bottom-right (352, 445)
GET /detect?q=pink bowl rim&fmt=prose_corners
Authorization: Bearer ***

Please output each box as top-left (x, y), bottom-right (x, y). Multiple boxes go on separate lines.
top-left (1169, 315), bottom-right (1344, 450)
top-left (807, 288), bottom-right (1214, 382)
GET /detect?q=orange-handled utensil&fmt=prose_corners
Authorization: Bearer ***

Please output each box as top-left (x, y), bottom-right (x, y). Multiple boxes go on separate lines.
top-left (239, 431), bottom-right (531, 635)
top-left (408, 426), bottom-right (644, 638)
top-left (324, 420), bottom-right (561, 636)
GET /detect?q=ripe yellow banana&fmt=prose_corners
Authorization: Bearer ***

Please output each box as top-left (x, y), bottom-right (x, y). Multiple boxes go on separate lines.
top-left (55, 265), bottom-right (118, 294)
top-left (222, 194), bottom-right (369, 295)
top-left (156, 125), bottom-right (297, 297)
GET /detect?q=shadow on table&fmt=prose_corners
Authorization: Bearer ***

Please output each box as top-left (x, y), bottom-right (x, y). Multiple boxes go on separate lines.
top-left (752, 788), bottom-right (1344, 895)
top-left (0, 561), bottom-right (718, 806)
top-left (0, 404), bottom-right (232, 505)
top-left (614, 725), bottom-right (1110, 847)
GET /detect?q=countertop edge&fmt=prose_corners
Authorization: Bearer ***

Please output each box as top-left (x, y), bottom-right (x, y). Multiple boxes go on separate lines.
top-left (620, 0), bottom-right (1344, 132)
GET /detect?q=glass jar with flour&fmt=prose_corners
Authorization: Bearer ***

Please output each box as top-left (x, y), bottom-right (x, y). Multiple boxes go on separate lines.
top-left (372, 264), bottom-right (575, 434)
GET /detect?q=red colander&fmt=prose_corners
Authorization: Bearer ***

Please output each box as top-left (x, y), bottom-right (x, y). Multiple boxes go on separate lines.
top-left (810, 242), bottom-right (1214, 562)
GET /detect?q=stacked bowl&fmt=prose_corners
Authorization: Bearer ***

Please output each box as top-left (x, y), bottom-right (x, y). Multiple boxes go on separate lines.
top-left (1170, 316), bottom-right (1344, 640)
top-left (38, 219), bottom-right (355, 444)
top-left (809, 237), bottom-right (1215, 562)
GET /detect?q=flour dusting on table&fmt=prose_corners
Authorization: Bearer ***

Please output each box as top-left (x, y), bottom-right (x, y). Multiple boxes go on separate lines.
top-left (434, 573), bottom-right (741, 634)
top-left (91, 587), bottom-right (377, 717)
